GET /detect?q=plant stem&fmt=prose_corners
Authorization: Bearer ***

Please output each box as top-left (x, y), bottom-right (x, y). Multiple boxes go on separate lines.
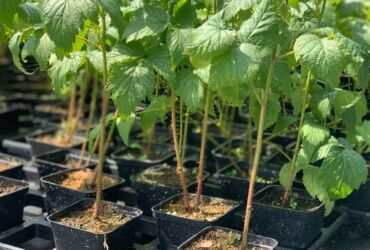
top-left (66, 81), bottom-right (76, 124)
top-left (93, 8), bottom-right (109, 220)
top-left (179, 98), bottom-right (184, 158)
top-left (104, 111), bottom-right (119, 155)
top-left (282, 71), bottom-right (312, 204)
top-left (78, 77), bottom-right (98, 168)
top-left (241, 55), bottom-right (277, 250)
top-left (171, 93), bottom-right (190, 209)
top-left (246, 98), bottom-right (254, 177)
top-left (318, 0), bottom-right (326, 25)
top-left (196, 86), bottom-right (211, 204)
top-left (181, 108), bottom-right (189, 162)
top-left (147, 75), bottom-right (160, 153)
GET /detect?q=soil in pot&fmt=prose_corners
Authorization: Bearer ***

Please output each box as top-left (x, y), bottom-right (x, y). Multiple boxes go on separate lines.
top-left (0, 161), bottom-right (20, 172)
top-left (134, 163), bottom-right (197, 187)
top-left (159, 196), bottom-right (235, 221)
top-left (118, 145), bottom-right (172, 161)
top-left (32, 130), bottom-right (84, 148)
top-left (56, 202), bottom-right (131, 234)
top-left (0, 182), bottom-right (23, 195)
top-left (57, 170), bottom-right (117, 192)
top-left (34, 104), bottom-right (67, 116)
top-left (183, 229), bottom-right (266, 250)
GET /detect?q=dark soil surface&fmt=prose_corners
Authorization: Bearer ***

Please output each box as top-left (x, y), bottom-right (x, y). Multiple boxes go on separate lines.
top-left (256, 188), bottom-right (321, 212)
top-left (0, 182), bottom-right (24, 196)
top-left (0, 159), bottom-right (20, 171)
top-left (56, 202), bottom-right (131, 234)
top-left (159, 196), bottom-right (236, 221)
top-left (119, 146), bottom-right (171, 161)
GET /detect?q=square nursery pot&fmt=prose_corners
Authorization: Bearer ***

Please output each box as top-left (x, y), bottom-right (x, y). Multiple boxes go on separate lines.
top-left (211, 138), bottom-right (278, 171)
top-left (34, 149), bottom-right (97, 178)
top-left (0, 104), bottom-right (25, 134)
top-left (337, 176), bottom-right (370, 211)
top-left (47, 198), bottom-right (142, 250)
top-left (0, 176), bottom-right (29, 232)
top-left (217, 161), bottom-right (278, 203)
top-left (251, 185), bottom-right (324, 249)
top-left (26, 128), bottom-right (86, 157)
top-left (152, 193), bottom-right (240, 248)
top-left (110, 142), bottom-right (175, 184)
top-left (40, 168), bottom-right (125, 214)
top-left (0, 224), bottom-right (55, 250)
top-left (0, 153), bottom-right (25, 179)
top-left (177, 226), bottom-right (278, 250)
top-left (131, 161), bottom-right (209, 215)
top-left (33, 103), bottom-right (68, 120)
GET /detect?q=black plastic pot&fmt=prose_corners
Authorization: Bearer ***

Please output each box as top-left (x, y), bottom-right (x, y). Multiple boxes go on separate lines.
top-left (40, 168), bottom-right (125, 214)
top-left (0, 224), bottom-right (55, 250)
top-left (152, 193), bottom-right (239, 248)
top-left (131, 162), bottom-right (209, 215)
top-left (110, 143), bottom-right (175, 185)
top-left (212, 138), bottom-right (278, 170)
top-left (33, 103), bottom-right (67, 120)
top-left (26, 128), bottom-right (86, 157)
top-left (35, 149), bottom-right (96, 178)
top-left (251, 185), bottom-right (324, 249)
top-left (0, 105), bottom-right (23, 134)
top-left (177, 226), bottom-right (278, 250)
top-left (48, 198), bottom-right (142, 250)
top-left (217, 161), bottom-right (278, 202)
top-left (0, 153), bottom-right (25, 179)
top-left (0, 176), bottom-right (29, 232)
top-left (337, 178), bottom-right (370, 211)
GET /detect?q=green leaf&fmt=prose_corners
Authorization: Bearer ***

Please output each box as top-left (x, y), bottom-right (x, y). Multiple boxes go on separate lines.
top-left (174, 69), bottom-right (204, 112)
top-left (42, 0), bottom-right (98, 51)
top-left (172, 0), bottom-right (197, 27)
top-left (167, 28), bottom-right (192, 65)
top-left (272, 115), bottom-right (297, 134)
top-left (252, 92), bottom-right (281, 129)
top-left (237, 0), bottom-right (280, 48)
top-left (108, 62), bottom-right (154, 116)
top-left (333, 89), bottom-right (367, 126)
top-left (8, 32), bottom-right (33, 75)
top-left (187, 12), bottom-right (236, 60)
top-left (123, 6), bottom-right (169, 42)
top-left (48, 52), bottom-right (85, 92)
top-left (0, 0), bottom-right (20, 27)
top-left (107, 43), bottom-right (142, 66)
top-left (294, 33), bottom-right (346, 87)
top-left (317, 139), bottom-right (368, 200)
top-left (279, 162), bottom-right (304, 190)
top-left (19, 2), bottom-right (42, 24)
top-left (310, 88), bottom-right (335, 121)
top-left (209, 43), bottom-right (261, 89)
top-left (145, 46), bottom-right (175, 81)
top-left (116, 113), bottom-right (135, 146)
top-left (300, 118), bottom-right (330, 161)
top-left (22, 32), bottom-right (55, 70)
top-left (223, 0), bottom-right (257, 20)
top-left (356, 121), bottom-right (370, 147)
top-left (95, 0), bottom-right (124, 38)
top-left (303, 166), bottom-right (334, 215)
top-left (290, 85), bottom-right (304, 116)
top-left (141, 96), bottom-right (170, 130)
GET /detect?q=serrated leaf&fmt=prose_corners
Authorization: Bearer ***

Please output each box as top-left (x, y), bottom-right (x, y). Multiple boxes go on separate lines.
top-left (22, 32), bottom-right (55, 70)
top-left (116, 113), bottom-right (135, 146)
top-left (123, 6), bottom-right (169, 42)
top-left (333, 89), bottom-right (367, 126)
top-left (172, 0), bottom-right (196, 27)
top-left (0, 0), bottom-right (20, 27)
top-left (174, 69), bottom-right (204, 112)
top-left (356, 121), bottom-right (370, 147)
top-left (319, 143), bottom-right (368, 200)
top-left (218, 84), bottom-right (249, 106)
top-left (223, 0), bottom-right (257, 20)
top-left (303, 166), bottom-right (334, 215)
top-left (167, 28), bottom-right (192, 65)
top-left (193, 66), bottom-right (210, 84)
top-left (108, 62), bottom-right (154, 116)
top-left (294, 33), bottom-right (346, 87)
top-left (107, 43), bottom-right (142, 66)
top-left (252, 92), bottom-right (281, 129)
top-left (310, 88), bottom-right (335, 121)
top-left (237, 0), bottom-right (280, 48)
top-left (290, 85), bottom-right (304, 116)
top-left (141, 96), bottom-right (170, 130)
top-left (209, 43), bottom-right (260, 89)
top-left (145, 46), bottom-right (175, 81)
top-left (42, 0), bottom-right (98, 51)
top-left (48, 52), bottom-right (85, 92)
top-left (300, 118), bottom-right (330, 161)
top-left (8, 32), bottom-right (33, 75)
top-left (19, 2), bottom-right (42, 24)
top-left (187, 12), bottom-right (235, 60)
top-left (95, 0), bottom-right (124, 38)
top-left (279, 162), bottom-right (304, 190)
